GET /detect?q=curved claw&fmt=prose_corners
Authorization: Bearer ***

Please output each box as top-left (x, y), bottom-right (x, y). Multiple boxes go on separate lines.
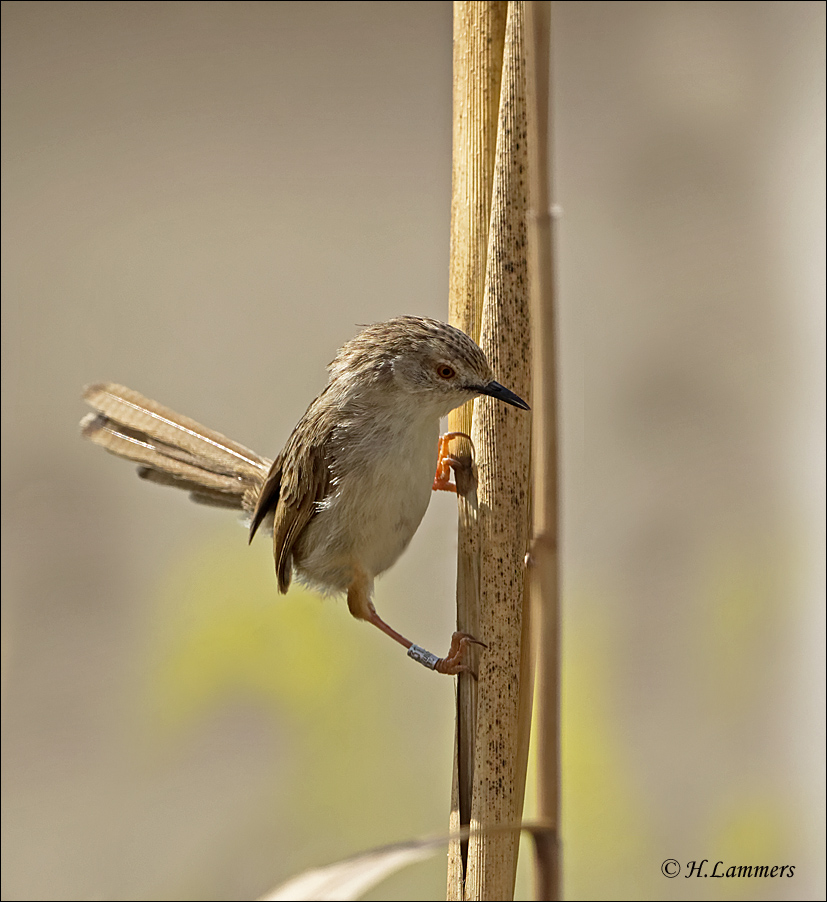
top-left (433, 432), bottom-right (476, 495)
top-left (434, 631), bottom-right (487, 678)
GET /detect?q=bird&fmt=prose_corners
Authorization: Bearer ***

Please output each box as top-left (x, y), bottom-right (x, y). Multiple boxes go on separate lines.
top-left (80, 316), bottom-right (530, 675)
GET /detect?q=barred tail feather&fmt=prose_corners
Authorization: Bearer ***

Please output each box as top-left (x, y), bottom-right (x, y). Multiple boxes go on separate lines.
top-left (80, 383), bottom-right (271, 511)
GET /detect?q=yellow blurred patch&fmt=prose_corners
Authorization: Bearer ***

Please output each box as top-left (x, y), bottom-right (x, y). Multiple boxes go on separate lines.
top-left (144, 530), bottom-right (356, 731)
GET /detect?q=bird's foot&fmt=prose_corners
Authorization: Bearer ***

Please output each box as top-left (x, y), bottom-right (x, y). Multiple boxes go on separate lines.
top-left (435, 631), bottom-right (487, 677)
top-left (408, 631), bottom-right (486, 677)
top-left (432, 432), bottom-right (475, 494)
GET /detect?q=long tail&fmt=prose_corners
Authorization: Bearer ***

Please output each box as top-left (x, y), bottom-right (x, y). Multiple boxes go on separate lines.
top-left (80, 383), bottom-right (271, 511)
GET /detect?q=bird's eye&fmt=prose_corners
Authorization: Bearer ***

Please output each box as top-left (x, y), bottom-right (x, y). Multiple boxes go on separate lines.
top-left (437, 364), bottom-right (456, 379)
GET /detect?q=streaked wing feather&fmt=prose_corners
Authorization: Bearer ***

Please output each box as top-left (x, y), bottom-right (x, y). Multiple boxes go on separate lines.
top-left (248, 392), bottom-right (334, 590)
top-left (248, 453), bottom-right (283, 543)
top-left (274, 450), bottom-right (329, 592)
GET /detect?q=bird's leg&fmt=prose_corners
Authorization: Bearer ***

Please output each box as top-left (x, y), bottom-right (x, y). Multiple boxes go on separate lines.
top-left (346, 570), bottom-right (486, 676)
top-left (432, 431), bottom-right (475, 493)
top-left (347, 576), bottom-right (413, 648)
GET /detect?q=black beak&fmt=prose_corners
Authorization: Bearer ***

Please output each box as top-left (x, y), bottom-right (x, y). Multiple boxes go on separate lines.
top-left (477, 380), bottom-right (530, 410)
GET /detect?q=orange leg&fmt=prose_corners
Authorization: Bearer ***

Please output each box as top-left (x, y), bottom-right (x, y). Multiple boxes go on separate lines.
top-left (346, 568), bottom-right (486, 676)
top-left (433, 431), bottom-right (475, 493)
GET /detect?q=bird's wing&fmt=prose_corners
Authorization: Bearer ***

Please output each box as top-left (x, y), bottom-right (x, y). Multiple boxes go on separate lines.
top-left (248, 390), bottom-right (334, 593)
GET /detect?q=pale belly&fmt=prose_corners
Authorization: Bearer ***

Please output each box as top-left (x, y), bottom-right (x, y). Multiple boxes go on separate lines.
top-left (292, 418), bottom-right (439, 592)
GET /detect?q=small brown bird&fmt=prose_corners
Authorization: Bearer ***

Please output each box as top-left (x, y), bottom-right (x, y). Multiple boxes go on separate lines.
top-left (80, 316), bottom-right (529, 674)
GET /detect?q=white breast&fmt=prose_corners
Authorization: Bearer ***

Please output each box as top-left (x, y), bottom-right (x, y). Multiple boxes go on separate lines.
top-left (292, 405), bottom-right (440, 593)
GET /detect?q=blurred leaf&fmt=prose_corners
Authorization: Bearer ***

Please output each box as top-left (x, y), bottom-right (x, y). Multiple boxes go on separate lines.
top-left (260, 840), bottom-right (434, 902)
top-left (260, 824), bottom-right (552, 902)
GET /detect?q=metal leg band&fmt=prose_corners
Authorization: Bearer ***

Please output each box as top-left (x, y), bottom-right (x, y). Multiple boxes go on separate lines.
top-left (407, 644), bottom-right (440, 670)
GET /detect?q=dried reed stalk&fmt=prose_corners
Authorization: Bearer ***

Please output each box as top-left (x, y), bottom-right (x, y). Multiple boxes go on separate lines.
top-left (525, 2), bottom-right (560, 898)
top-left (446, 2), bottom-right (507, 897)
top-left (461, 3), bottom-right (534, 899)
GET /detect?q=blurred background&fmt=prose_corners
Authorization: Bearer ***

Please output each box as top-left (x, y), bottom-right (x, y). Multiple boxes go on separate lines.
top-left (2, 2), bottom-right (824, 899)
